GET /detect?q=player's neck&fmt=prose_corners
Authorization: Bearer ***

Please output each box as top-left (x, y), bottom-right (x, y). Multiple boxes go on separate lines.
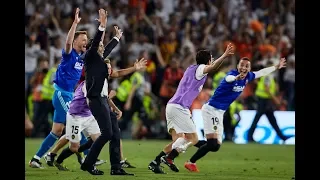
top-left (73, 45), bottom-right (82, 54)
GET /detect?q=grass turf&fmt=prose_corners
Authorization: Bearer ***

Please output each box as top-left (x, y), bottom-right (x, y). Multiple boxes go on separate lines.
top-left (25, 138), bottom-right (294, 180)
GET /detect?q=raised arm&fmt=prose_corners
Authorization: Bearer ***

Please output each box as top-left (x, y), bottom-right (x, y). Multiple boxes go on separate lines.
top-left (88, 9), bottom-right (107, 52)
top-left (103, 26), bottom-right (123, 59)
top-left (110, 58), bottom-right (146, 78)
top-left (225, 58), bottom-right (287, 83)
top-left (65, 8), bottom-right (81, 54)
top-left (253, 58), bottom-right (287, 79)
top-left (203, 43), bottom-right (234, 74)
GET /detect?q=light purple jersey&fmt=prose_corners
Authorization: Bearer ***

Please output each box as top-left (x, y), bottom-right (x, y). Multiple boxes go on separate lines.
top-left (68, 81), bottom-right (92, 117)
top-left (168, 65), bottom-right (207, 108)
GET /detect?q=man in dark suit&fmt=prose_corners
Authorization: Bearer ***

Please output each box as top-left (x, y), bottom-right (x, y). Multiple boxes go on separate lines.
top-left (80, 9), bottom-right (132, 176)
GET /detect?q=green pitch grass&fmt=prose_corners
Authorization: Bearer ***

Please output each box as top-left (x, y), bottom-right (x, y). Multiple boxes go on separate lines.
top-left (25, 138), bottom-right (294, 180)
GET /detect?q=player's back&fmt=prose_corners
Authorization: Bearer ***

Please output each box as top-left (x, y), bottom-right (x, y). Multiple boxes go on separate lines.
top-left (54, 49), bottom-right (84, 92)
top-left (168, 65), bottom-right (207, 109)
top-left (68, 81), bottom-right (91, 117)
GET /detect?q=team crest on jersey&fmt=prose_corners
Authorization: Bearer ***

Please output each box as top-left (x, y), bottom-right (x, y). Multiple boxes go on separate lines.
top-left (245, 79), bottom-right (248, 85)
top-left (213, 126), bottom-right (217, 130)
top-left (71, 135), bottom-right (75, 139)
top-left (74, 62), bottom-right (83, 70)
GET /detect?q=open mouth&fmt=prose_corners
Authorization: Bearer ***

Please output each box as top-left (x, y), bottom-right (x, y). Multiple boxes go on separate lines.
top-left (241, 70), bottom-right (247, 74)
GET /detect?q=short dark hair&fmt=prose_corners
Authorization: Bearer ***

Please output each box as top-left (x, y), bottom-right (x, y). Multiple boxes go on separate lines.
top-left (237, 57), bottom-right (251, 66)
top-left (239, 57), bottom-right (250, 61)
top-left (74, 31), bottom-right (87, 40)
top-left (195, 50), bottom-right (211, 65)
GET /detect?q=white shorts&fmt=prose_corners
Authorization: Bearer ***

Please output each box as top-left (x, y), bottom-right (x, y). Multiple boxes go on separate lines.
top-left (65, 113), bottom-right (100, 143)
top-left (202, 104), bottom-right (225, 143)
top-left (166, 103), bottom-right (196, 134)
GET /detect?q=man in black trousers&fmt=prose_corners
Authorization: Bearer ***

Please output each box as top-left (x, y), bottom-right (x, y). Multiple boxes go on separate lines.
top-left (80, 9), bottom-right (133, 176)
top-left (247, 62), bottom-right (291, 143)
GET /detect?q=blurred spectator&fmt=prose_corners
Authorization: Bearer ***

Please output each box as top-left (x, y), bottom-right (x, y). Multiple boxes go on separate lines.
top-left (25, 33), bottom-right (46, 94)
top-left (159, 30), bottom-right (178, 64)
top-left (127, 33), bottom-right (156, 63)
top-left (33, 57), bottom-right (60, 137)
top-left (118, 58), bottom-right (151, 136)
top-left (29, 57), bottom-right (51, 137)
top-left (247, 61), bottom-right (290, 143)
top-left (283, 47), bottom-right (295, 111)
top-left (25, 0), bottom-right (295, 139)
top-left (48, 36), bottom-right (62, 67)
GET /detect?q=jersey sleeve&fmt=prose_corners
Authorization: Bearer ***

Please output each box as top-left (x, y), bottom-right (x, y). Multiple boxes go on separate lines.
top-left (195, 64), bottom-right (208, 80)
top-left (61, 49), bottom-right (72, 61)
top-left (248, 72), bottom-right (256, 82)
top-left (226, 70), bottom-right (234, 76)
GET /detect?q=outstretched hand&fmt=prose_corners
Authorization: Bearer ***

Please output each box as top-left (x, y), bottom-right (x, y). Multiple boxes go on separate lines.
top-left (96, 9), bottom-right (107, 27)
top-left (223, 43), bottom-right (234, 57)
top-left (235, 73), bottom-right (245, 80)
top-left (114, 26), bottom-right (123, 39)
top-left (115, 109), bottom-right (122, 120)
top-left (275, 58), bottom-right (287, 69)
top-left (134, 58), bottom-right (147, 71)
top-left (74, 8), bottom-right (81, 24)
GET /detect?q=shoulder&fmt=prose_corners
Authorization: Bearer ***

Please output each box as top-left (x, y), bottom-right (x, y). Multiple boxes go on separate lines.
top-left (61, 48), bottom-right (76, 60)
top-left (247, 72), bottom-right (256, 81)
top-left (197, 64), bottom-right (207, 70)
top-left (227, 69), bottom-right (238, 75)
top-left (195, 64), bottom-right (207, 80)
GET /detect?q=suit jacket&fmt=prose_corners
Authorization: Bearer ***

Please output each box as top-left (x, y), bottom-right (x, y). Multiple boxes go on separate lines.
top-left (83, 26), bottom-right (119, 97)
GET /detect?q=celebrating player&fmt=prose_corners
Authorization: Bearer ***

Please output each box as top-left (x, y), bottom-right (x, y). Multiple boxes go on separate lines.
top-left (184, 57), bottom-right (287, 172)
top-left (148, 44), bottom-right (234, 174)
top-left (53, 58), bottom-right (146, 171)
top-left (29, 8), bottom-right (90, 168)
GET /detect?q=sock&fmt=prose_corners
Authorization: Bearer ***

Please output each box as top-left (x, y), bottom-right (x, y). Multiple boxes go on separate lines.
top-left (172, 137), bottom-right (188, 152)
top-left (35, 132), bottom-right (59, 158)
top-left (80, 133), bottom-right (89, 155)
top-left (194, 140), bottom-right (207, 148)
top-left (78, 138), bottom-right (94, 152)
top-left (49, 152), bottom-right (57, 156)
top-left (33, 155), bottom-right (41, 160)
top-left (154, 151), bottom-right (166, 164)
top-left (190, 143), bottom-right (210, 163)
top-left (56, 147), bottom-right (74, 164)
top-left (167, 149), bottom-right (179, 160)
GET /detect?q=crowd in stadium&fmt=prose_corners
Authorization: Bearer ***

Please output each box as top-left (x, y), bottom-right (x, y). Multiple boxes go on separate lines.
top-left (25, 0), bottom-right (295, 139)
